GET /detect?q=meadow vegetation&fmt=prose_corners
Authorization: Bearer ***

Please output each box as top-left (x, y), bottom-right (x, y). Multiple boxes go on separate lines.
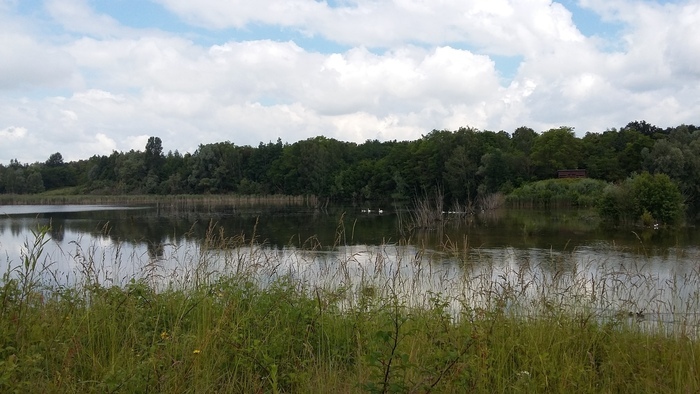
top-left (2, 222), bottom-right (700, 393)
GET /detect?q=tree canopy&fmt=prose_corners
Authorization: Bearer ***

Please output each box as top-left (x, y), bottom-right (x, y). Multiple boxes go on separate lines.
top-left (1, 121), bottom-right (698, 219)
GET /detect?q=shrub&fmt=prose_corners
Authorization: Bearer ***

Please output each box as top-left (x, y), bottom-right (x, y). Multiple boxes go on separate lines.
top-left (599, 172), bottom-right (684, 225)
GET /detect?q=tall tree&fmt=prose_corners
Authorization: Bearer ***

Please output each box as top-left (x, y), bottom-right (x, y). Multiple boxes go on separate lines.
top-left (46, 152), bottom-right (64, 167)
top-left (42, 152), bottom-right (77, 190)
top-left (25, 169), bottom-right (45, 194)
top-left (530, 127), bottom-right (582, 179)
top-left (144, 137), bottom-right (165, 192)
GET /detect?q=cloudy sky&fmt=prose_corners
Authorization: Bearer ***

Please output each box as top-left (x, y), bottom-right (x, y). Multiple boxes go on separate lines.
top-left (1, 0), bottom-right (698, 164)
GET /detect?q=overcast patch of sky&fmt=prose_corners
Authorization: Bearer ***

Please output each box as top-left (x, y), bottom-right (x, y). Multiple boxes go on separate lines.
top-left (1, 0), bottom-right (699, 164)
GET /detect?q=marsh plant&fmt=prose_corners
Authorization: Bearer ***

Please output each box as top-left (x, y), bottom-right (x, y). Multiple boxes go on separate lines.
top-left (1, 221), bottom-right (700, 392)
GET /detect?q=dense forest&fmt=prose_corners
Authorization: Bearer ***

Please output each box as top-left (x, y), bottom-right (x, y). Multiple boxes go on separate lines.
top-left (1, 120), bottom-right (699, 214)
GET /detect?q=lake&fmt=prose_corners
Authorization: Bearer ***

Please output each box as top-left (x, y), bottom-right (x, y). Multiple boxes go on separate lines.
top-left (2, 203), bottom-right (700, 332)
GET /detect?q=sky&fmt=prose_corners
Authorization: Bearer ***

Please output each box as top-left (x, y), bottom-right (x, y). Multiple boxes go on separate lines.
top-left (1, 0), bottom-right (699, 164)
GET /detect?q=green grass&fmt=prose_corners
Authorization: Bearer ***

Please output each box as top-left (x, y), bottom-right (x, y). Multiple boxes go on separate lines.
top-left (2, 225), bottom-right (700, 393)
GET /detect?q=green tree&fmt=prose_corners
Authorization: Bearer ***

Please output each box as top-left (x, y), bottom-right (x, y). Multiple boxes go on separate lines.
top-left (41, 152), bottom-right (77, 190)
top-left (616, 127), bottom-right (654, 175)
top-left (642, 126), bottom-right (700, 215)
top-left (530, 127), bottom-right (582, 179)
top-left (86, 153), bottom-right (119, 192)
top-left (161, 150), bottom-right (188, 194)
top-left (477, 148), bottom-right (514, 194)
top-left (510, 126), bottom-right (538, 181)
top-left (642, 139), bottom-right (685, 179)
top-left (145, 136), bottom-right (164, 167)
top-left (3, 160), bottom-right (26, 194)
top-left (116, 150), bottom-right (145, 193)
top-left (187, 143), bottom-right (239, 193)
top-left (442, 146), bottom-right (475, 204)
top-left (46, 152), bottom-right (64, 167)
top-left (511, 126), bottom-right (538, 156)
top-left (600, 172), bottom-right (683, 225)
top-left (581, 131), bottom-right (624, 181)
top-left (25, 169), bottom-right (45, 194)
top-left (623, 120), bottom-right (666, 138)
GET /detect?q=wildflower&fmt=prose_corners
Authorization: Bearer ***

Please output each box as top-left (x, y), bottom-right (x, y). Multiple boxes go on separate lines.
top-left (193, 349), bottom-right (201, 355)
top-left (160, 331), bottom-right (169, 340)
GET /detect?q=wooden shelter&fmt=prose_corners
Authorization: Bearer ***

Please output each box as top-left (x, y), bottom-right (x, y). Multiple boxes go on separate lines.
top-left (557, 169), bottom-right (587, 178)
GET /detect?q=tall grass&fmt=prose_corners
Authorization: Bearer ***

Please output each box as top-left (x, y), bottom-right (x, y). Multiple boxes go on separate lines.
top-left (0, 194), bottom-right (319, 209)
top-left (1, 220), bottom-right (700, 392)
top-left (507, 178), bottom-right (608, 209)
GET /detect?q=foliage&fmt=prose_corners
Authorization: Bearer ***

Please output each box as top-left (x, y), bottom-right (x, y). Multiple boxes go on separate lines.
top-left (507, 178), bottom-right (608, 208)
top-left (2, 122), bottom-right (700, 222)
top-left (529, 127), bottom-right (582, 179)
top-left (641, 125), bottom-right (700, 215)
top-left (599, 172), bottom-right (684, 225)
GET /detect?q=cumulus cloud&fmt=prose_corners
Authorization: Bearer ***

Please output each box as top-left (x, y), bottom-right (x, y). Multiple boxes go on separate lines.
top-left (0, 32), bottom-right (76, 90)
top-left (1, 0), bottom-right (699, 163)
top-left (0, 125), bottom-right (26, 140)
top-left (45, 0), bottom-right (128, 38)
top-left (153, 0), bottom-right (326, 30)
top-left (154, 0), bottom-right (586, 53)
top-left (76, 133), bottom-right (118, 158)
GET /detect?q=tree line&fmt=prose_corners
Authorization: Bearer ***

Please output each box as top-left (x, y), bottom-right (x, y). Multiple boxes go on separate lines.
top-left (1, 121), bottom-right (699, 212)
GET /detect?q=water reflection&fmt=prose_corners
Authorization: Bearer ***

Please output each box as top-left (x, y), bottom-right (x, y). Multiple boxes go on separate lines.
top-left (2, 204), bottom-right (700, 335)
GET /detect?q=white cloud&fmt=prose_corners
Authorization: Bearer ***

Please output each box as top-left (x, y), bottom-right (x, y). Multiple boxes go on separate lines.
top-left (662, 2), bottom-right (700, 78)
top-left (1, 0), bottom-right (700, 164)
top-left (77, 133), bottom-right (118, 158)
top-left (124, 134), bottom-right (150, 152)
top-left (0, 125), bottom-right (26, 140)
top-left (152, 0), bottom-right (328, 29)
top-left (154, 0), bottom-right (585, 53)
top-left (45, 0), bottom-right (126, 37)
top-left (0, 33), bottom-right (76, 90)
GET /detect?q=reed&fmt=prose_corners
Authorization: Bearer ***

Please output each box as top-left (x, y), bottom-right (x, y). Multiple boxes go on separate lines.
top-left (476, 192), bottom-right (505, 211)
top-left (507, 178), bottom-right (608, 209)
top-left (0, 194), bottom-right (319, 208)
top-left (1, 220), bottom-right (699, 392)
top-left (401, 189), bottom-right (445, 234)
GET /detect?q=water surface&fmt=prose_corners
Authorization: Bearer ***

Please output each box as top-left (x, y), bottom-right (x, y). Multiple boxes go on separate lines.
top-left (2, 204), bottom-right (700, 332)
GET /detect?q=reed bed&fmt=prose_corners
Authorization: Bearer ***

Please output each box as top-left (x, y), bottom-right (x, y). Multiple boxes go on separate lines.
top-left (0, 194), bottom-right (319, 209)
top-left (1, 222), bottom-right (700, 392)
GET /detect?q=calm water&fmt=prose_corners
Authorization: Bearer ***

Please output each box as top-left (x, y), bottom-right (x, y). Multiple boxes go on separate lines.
top-left (2, 204), bottom-right (700, 329)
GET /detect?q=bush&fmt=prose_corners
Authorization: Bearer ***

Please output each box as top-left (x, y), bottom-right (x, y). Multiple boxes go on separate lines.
top-left (599, 172), bottom-right (684, 225)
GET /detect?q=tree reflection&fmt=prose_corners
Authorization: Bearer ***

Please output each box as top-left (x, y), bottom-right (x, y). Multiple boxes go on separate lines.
top-left (147, 240), bottom-right (165, 260)
top-left (49, 223), bottom-right (65, 242)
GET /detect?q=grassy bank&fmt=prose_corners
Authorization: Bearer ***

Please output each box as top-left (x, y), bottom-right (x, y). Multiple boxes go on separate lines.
top-left (2, 225), bottom-right (699, 392)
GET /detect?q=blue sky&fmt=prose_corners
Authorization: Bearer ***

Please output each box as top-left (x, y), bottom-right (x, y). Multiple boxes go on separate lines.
top-left (1, 0), bottom-right (699, 163)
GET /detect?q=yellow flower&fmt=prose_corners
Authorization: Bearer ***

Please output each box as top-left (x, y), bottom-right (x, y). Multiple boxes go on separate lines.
top-left (193, 349), bottom-right (201, 355)
top-left (160, 331), bottom-right (169, 340)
